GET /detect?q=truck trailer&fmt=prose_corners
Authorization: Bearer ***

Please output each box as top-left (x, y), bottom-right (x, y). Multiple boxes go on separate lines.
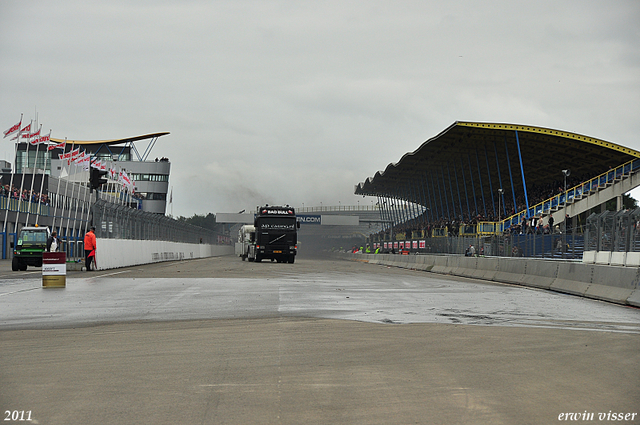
top-left (247, 205), bottom-right (299, 263)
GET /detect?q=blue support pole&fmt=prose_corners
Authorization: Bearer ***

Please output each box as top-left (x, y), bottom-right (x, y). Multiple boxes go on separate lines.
top-left (515, 130), bottom-right (530, 217)
top-left (504, 136), bottom-right (518, 217)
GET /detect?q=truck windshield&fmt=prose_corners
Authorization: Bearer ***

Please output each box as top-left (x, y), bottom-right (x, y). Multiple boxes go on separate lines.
top-left (19, 230), bottom-right (48, 245)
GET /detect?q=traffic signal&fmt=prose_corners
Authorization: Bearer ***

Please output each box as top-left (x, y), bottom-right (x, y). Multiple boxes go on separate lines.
top-left (90, 167), bottom-right (108, 190)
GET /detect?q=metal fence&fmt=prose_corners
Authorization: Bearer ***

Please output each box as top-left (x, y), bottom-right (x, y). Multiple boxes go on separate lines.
top-left (369, 226), bottom-right (585, 260)
top-left (585, 208), bottom-right (640, 253)
top-left (91, 199), bottom-right (225, 245)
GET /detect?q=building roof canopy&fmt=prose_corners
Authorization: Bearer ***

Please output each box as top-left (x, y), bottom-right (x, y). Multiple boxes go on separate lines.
top-left (355, 122), bottom-right (640, 202)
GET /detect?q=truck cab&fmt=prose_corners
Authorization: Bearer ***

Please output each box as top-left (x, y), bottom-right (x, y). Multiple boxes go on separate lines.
top-left (11, 226), bottom-right (51, 271)
top-left (248, 205), bottom-right (299, 263)
top-left (235, 225), bottom-right (255, 261)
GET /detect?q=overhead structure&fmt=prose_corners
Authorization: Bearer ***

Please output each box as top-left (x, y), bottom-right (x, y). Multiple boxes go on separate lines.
top-left (355, 122), bottom-right (640, 225)
top-left (50, 132), bottom-right (170, 162)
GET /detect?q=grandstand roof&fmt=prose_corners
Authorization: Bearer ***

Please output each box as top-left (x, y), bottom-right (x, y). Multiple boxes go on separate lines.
top-left (50, 132), bottom-right (170, 146)
top-left (355, 122), bottom-right (640, 207)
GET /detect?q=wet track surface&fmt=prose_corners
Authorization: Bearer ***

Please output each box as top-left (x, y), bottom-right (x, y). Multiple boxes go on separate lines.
top-left (1, 256), bottom-right (639, 425)
top-left (1, 256), bottom-right (638, 333)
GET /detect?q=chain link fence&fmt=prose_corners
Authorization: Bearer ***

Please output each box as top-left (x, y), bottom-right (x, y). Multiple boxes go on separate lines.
top-left (91, 199), bottom-right (226, 245)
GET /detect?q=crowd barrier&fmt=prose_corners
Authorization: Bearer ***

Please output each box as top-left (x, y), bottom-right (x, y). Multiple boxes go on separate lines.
top-left (338, 252), bottom-right (640, 307)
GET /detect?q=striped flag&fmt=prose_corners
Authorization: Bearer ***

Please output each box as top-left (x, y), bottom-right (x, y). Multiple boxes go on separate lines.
top-left (48, 140), bottom-right (66, 151)
top-left (3, 117), bottom-right (22, 139)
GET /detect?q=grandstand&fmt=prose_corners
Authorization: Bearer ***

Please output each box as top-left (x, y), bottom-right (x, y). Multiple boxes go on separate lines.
top-left (355, 121), bottom-right (640, 258)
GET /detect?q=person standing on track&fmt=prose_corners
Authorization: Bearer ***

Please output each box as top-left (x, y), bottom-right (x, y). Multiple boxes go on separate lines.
top-left (84, 226), bottom-right (97, 271)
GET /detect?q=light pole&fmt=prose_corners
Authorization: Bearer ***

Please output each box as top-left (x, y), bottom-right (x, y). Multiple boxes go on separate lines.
top-left (497, 188), bottom-right (504, 220)
top-left (562, 169), bottom-right (571, 199)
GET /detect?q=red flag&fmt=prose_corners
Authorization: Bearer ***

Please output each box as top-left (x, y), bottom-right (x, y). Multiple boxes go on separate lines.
top-left (3, 118), bottom-right (22, 139)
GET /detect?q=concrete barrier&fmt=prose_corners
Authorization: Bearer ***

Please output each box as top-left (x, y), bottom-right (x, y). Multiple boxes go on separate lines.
top-left (518, 259), bottom-right (557, 290)
top-left (595, 251), bottom-right (612, 265)
top-left (453, 256), bottom-right (477, 279)
top-left (626, 252), bottom-right (640, 267)
top-left (551, 263), bottom-right (594, 297)
top-left (93, 239), bottom-right (234, 270)
top-left (336, 252), bottom-right (640, 306)
top-left (431, 256), bottom-right (449, 274)
top-left (610, 252), bottom-right (626, 267)
top-left (493, 258), bottom-right (526, 285)
top-left (472, 256), bottom-right (499, 281)
top-left (582, 251), bottom-right (596, 264)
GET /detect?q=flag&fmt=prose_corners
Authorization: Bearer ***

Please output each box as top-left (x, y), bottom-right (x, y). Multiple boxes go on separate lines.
top-left (48, 140), bottom-right (66, 151)
top-left (31, 130), bottom-right (50, 145)
top-left (3, 118), bottom-right (22, 138)
top-left (28, 126), bottom-right (42, 144)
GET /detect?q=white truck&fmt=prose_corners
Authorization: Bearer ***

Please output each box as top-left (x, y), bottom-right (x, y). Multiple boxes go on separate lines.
top-left (235, 225), bottom-right (255, 261)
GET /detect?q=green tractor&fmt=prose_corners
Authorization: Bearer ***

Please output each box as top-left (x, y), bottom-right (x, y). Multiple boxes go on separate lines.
top-left (11, 226), bottom-right (51, 271)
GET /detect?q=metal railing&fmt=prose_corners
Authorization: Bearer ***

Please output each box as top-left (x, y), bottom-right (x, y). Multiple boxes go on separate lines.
top-left (481, 158), bottom-right (640, 234)
top-left (91, 199), bottom-right (227, 245)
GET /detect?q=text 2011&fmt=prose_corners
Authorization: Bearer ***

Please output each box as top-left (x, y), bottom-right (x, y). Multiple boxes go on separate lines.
top-left (4, 411), bottom-right (32, 421)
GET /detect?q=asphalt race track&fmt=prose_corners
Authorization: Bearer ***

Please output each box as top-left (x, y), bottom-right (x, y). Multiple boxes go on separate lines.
top-left (1, 256), bottom-right (639, 425)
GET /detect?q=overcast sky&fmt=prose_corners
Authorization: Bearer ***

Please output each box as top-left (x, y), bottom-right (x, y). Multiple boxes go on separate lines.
top-left (1, 1), bottom-right (639, 217)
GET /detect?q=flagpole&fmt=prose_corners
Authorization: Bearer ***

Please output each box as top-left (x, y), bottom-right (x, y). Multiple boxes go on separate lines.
top-left (62, 142), bottom-right (75, 246)
top-left (51, 138), bottom-right (67, 231)
top-left (16, 120), bottom-right (34, 222)
top-left (25, 124), bottom-right (43, 226)
top-left (64, 147), bottom-right (81, 246)
top-left (70, 154), bottom-right (83, 244)
top-left (35, 129), bottom-right (52, 226)
top-left (78, 151), bottom-right (91, 238)
top-left (3, 114), bottom-right (22, 233)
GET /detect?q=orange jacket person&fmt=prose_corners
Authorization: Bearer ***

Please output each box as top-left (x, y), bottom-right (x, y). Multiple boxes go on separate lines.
top-left (84, 226), bottom-right (97, 271)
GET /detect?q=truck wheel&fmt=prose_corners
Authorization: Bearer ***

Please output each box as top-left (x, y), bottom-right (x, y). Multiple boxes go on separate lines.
top-left (12, 257), bottom-right (20, 271)
top-left (20, 263), bottom-right (28, 271)
top-left (289, 256), bottom-right (295, 264)
top-left (255, 255), bottom-right (262, 263)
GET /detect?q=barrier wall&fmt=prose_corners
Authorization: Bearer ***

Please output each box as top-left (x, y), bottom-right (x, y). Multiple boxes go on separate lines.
top-left (340, 253), bottom-right (640, 307)
top-left (87, 239), bottom-right (234, 270)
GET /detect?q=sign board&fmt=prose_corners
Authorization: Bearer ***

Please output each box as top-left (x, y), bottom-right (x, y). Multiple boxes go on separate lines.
top-left (42, 252), bottom-right (66, 288)
top-left (297, 215), bottom-right (321, 225)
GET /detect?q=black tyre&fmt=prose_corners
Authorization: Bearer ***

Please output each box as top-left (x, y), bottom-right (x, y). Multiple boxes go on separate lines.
top-left (11, 257), bottom-right (20, 271)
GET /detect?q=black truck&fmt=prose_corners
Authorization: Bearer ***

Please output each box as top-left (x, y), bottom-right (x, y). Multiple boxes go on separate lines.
top-left (247, 205), bottom-right (299, 263)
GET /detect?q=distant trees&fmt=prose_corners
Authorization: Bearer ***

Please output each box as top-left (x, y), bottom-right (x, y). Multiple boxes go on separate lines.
top-left (605, 193), bottom-right (638, 211)
top-left (176, 213), bottom-right (222, 232)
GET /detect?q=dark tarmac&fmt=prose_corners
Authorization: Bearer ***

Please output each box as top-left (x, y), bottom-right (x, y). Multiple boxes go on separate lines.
top-left (1, 256), bottom-right (639, 424)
